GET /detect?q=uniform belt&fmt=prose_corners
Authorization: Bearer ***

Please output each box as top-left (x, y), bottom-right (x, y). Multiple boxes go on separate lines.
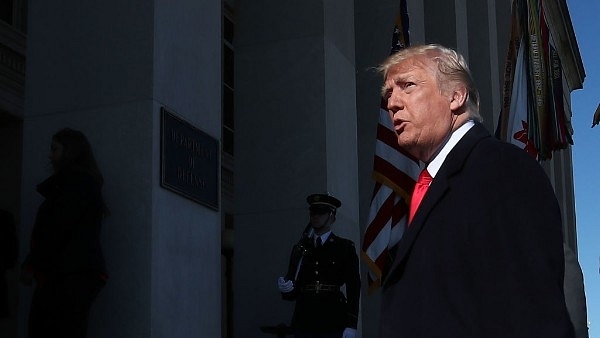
top-left (301, 283), bottom-right (340, 293)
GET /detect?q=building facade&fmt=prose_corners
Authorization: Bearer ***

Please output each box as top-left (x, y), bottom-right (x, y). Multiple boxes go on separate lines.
top-left (0, 0), bottom-right (584, 337)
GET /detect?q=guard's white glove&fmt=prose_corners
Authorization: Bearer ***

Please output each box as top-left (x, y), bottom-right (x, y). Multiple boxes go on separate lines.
top-left (342, 328), bottom-right (356, 338)
top-left (277, 277), bottom-right (294, 293)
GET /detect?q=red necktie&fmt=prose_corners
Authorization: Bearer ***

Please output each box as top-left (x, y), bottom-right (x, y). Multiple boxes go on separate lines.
top-left (408, 169), bottom-right (432, 225)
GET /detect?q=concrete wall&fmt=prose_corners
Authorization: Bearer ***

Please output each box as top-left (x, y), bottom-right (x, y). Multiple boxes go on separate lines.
top-left (234, 0), bottom-right (360, 337)
top-left (20, 0), bottom-right (222, 337)
top-left (151, 0), bottom-right (221, 336)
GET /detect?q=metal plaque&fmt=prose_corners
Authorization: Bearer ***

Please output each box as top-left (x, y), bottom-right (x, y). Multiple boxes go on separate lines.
top-left (160, 107), bottom-right (219, 210)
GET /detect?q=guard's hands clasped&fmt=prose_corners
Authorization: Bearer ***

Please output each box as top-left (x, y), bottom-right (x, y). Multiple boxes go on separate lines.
top-left (342, 328), bottom-right (356, 338)
top-left (277, 277), bottom-right (294, 293)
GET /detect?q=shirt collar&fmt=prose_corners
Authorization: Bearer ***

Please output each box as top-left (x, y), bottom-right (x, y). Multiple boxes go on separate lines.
top-left (315, 231), bottom-right (332, 245)
top-left (426, 120), bottom-right (475, 178)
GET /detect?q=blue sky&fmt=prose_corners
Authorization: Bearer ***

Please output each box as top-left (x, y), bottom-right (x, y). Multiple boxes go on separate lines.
top-left (566, 1), bottom-right (600, 337)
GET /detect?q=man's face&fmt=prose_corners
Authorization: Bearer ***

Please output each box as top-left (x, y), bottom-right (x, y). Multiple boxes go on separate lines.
top-left (382, 55), bottom-right (459, 162)
top-left (310, 209), bottom-right (332, 230)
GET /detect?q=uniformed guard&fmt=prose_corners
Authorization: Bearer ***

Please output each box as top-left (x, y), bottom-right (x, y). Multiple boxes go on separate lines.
top-left (277, 194), bottom-right (361, 338)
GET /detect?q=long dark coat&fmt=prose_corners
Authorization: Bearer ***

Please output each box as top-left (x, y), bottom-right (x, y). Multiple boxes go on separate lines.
top-left (23, 168), bottom-right (107, 283)
top-left (380, 123), bottom-right (574, 338)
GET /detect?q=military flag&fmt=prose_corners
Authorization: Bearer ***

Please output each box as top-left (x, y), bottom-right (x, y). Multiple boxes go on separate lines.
top-left (496, 0), bottom-right (572, 160)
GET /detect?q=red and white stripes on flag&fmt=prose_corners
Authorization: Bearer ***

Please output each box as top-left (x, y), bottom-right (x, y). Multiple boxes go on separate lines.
top-left (361, 106), bottom-right (419, 292)
top-left (361, 0), bottom-right (418, 293)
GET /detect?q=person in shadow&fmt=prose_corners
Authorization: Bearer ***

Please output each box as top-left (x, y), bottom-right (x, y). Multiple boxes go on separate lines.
top-left (0, 208), bottom-right (17, 319)
top-left (21, 128), bottom-right (108, 338)
top-left (277, 194), bottom-right (361, 338)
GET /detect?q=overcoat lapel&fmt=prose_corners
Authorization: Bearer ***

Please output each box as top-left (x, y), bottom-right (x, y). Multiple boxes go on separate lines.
top-left (381, 123), bottom-right (491, 288)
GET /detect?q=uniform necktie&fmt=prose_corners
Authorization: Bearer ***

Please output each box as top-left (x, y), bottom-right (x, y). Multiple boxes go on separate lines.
top-left (316, 236), bottom-right (323, 248)
top-left (408, 169), bottom-right (433, 225)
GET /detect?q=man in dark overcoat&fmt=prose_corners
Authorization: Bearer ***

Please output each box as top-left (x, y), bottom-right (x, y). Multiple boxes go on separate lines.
top-left (377, 44), bottom-right (574, 338)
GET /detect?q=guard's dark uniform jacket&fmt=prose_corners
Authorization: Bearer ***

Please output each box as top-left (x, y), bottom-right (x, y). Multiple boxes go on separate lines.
top-left (281, 233), bottom-right (360, 332)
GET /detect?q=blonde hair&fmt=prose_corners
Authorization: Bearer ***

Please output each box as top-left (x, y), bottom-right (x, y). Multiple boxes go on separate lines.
top-left (377, 44), bottom-right (482, 122)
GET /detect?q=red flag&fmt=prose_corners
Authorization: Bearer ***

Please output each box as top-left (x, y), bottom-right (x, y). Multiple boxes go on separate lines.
top-left (361, 0), bottom-right (420, 293)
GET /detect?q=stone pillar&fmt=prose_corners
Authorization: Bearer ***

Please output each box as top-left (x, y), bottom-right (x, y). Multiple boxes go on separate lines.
top-left (20, 0), bottom-right (221, 337)
top-left (234, 0), bottom-right (360, 337)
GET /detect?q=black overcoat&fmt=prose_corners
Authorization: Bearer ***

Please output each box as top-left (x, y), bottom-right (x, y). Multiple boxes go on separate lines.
top-left (23, 169), bottom-right (107, 281)
top-left (380, 123), bottom-right (574, 338)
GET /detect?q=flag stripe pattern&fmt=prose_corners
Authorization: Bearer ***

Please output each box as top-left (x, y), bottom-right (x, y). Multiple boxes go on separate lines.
top-left (362, 107), bottom-right (419, 292)
top-left (361, 0), bottom-right (420, 291)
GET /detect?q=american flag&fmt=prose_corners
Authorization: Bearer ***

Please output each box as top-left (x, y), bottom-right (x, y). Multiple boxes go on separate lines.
top-left (361, 0), bottom-right (420, 293)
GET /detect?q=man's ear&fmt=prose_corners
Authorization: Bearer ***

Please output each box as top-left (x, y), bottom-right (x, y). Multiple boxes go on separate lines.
top-left (449, 86), bottom-right (468, 112)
